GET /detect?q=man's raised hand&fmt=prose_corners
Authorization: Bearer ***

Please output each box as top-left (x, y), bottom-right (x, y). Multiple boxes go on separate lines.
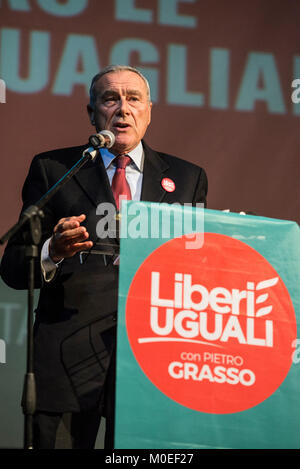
top-left (49, 214), bottom-right (93, 263)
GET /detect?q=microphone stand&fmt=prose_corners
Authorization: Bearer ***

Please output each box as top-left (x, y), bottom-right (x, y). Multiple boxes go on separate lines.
top-left (0, 147), bottom-right (98, 450)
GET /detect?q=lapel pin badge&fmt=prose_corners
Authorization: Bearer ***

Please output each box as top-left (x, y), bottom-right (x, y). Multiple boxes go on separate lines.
top-left (161, 177), bottom-right (176, 192)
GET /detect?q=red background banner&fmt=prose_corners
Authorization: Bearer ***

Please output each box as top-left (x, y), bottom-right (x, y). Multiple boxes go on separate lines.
top-left (0, 0), bottom-right (299, 251)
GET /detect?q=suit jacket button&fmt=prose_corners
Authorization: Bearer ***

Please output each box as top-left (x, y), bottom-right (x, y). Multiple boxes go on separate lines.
top-left (112, 315), bottom-right (117, 322)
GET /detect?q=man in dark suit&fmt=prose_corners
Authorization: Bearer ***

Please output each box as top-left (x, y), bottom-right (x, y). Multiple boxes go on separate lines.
top-left (0, 65), bottom-right (207, 449)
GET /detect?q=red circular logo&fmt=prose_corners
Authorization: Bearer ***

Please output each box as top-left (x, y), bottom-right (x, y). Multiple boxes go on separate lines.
top-left (161, 178), bottom-right (175, 192)
top-left (126, 233), bottom-right (296, 414)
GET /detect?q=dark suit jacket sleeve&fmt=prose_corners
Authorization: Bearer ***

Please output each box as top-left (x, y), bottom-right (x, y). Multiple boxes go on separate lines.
top-left (0, 155), bottom-right (56, 290)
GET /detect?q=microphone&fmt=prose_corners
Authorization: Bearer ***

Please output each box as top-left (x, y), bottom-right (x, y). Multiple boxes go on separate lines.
top-left (89, 130), bottom-right (115, 149)
top-left (83, 130), bottom-right (116, 161)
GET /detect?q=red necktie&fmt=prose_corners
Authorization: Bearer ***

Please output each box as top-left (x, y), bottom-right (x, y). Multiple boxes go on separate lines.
top-left (111, 155), bottom-right (132, 211)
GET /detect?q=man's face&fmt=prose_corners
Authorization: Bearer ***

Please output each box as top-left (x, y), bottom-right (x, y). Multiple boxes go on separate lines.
top-left (88, 70), bottom-right (152, 154)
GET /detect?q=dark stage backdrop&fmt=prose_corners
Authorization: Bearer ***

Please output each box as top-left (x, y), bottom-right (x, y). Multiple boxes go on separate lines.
top-left (0, 0), bottom-right (299, 448)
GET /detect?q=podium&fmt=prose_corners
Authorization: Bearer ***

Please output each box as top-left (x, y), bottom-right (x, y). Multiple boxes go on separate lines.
top-left (115, 202), bottom-right (300, 449)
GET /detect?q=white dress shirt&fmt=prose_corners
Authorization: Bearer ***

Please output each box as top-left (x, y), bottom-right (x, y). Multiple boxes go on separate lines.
top-left (41, 142), bottom-right (144, 280)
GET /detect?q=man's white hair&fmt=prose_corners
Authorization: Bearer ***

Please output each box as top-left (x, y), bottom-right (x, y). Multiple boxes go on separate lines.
top-left (89, 65), bottom-right (151, 107)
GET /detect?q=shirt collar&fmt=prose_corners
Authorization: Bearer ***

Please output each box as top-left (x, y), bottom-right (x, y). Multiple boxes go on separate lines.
top-left (100, 141), bottom-right (144, 171)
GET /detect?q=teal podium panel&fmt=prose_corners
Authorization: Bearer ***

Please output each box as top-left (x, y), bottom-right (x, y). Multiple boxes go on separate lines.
top-left (115, 203), bottom-right (300, 449)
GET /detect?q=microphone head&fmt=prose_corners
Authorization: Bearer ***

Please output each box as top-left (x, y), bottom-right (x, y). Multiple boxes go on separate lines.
top-left (88, 130), bottom-right (115, 149)
top-left (99, 130), bottom-right (115, 149)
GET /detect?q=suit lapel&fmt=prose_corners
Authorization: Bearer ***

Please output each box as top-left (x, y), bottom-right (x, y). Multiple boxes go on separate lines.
top-left (74, 150), bottom-right (115, 208)
top-left (141, 141), bottom-right (169, 203)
